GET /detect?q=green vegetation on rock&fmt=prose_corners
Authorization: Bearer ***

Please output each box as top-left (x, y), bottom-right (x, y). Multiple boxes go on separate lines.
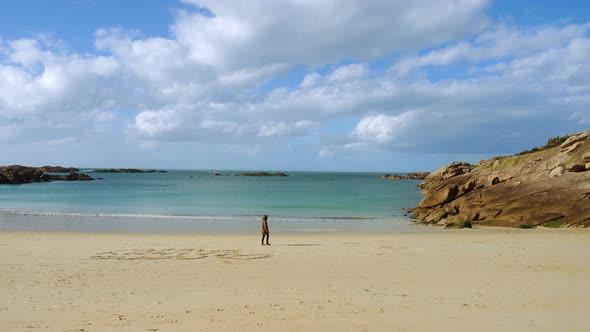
top-left (519, 223), bottom-right (536, 229)
top-left (516, 134), bottom-right (572, 156)
top-left (541, 219), bottom-right (566, 228)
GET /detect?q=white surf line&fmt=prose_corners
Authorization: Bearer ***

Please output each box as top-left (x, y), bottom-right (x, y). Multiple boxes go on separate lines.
top-left (0, 210), bottom-right (250, 220)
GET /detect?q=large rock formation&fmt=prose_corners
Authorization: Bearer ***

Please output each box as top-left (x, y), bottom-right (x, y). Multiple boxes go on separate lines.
top-left (0, 165), bottom-right (94, 184)
top-left (410, 130), bottom-right (590, 228)
top-left (381, 172), bottom-right (431, 180)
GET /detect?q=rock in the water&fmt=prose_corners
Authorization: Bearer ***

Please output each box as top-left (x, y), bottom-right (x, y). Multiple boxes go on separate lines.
top-left (0, 165), bottom-right (94, 184)
top-left (240, 172), bottom-right (288, 177)
top-left (381, 172), bottom-right (431, 180)
top-left (0, 165), bottom-right (45, 184)
top-left (40, 173), bottom-right (53, 182)
top-left (410, 129), bottom-right (590, 228)
top-left (51, 172), bottom-right (95, 181)
top-left (39, 166), bottom-right (79, 173)
top-left (91, 169), bottom-right (168, 173)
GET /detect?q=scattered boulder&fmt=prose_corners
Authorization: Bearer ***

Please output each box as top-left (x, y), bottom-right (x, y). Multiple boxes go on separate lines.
top-left (583, 153), bottom-right (590, 163)
top-left (444, 219), bottom-right (472, 229)
top-left (549, 166), bottom-right (565, 178)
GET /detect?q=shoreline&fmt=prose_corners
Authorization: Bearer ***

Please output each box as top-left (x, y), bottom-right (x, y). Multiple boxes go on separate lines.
top-left (0, 212), bottom-right (422, 235)
top-left (0, 209), bottom-right (386, 220)
top-left (1, 210), bottom-right (587, 235)
top-left (2, 230), bottom-right (589, 331)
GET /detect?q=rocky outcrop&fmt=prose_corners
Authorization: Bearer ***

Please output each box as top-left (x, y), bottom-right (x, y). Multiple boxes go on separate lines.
top-left (50, 172), bottom-right (95, 181)
top-left (0, 165), bottom-right (94, 184)
top-left (410, 130), bottom-right (590, 228)
top-left (240, 172), bottom-right (288, 177)
top-left (91, 169), bottom-right (168, 173)
top-left (381, 172), bottom-right (431, 180)
top-left (38, 166), bottom-right (80, 173)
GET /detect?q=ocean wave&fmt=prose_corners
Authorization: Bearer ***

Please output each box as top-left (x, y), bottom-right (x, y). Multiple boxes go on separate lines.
top-left (0, 210), bottom-right (388, 222)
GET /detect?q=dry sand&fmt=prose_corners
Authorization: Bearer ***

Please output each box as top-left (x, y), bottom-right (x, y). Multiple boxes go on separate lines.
top-left (1, 228), bottom-right (589, 331)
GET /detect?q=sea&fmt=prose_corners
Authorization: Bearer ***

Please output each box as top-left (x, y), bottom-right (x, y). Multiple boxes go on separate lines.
top-left (0, 170), bottom-right (427, 233)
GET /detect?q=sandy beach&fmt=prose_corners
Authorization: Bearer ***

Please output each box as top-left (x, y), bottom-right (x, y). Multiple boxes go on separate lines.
top-left (1, 228), bottom-right (589, 331)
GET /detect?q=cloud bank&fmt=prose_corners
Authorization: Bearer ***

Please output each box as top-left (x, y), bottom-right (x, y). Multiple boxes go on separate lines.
top-left (1, 0), bottom-right (589, 169)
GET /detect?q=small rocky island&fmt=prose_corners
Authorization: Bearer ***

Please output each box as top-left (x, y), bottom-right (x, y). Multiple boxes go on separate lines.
top-left (90, 169), bottom-right (168, 173)
top-left (382, 172), bottom-right (430, 180)
top-left (410, 130), bottom-right (590, 228)
top-left (240, 172), bottom-right (288, 177)
top-left (0, 165), bottom-right (94, 184)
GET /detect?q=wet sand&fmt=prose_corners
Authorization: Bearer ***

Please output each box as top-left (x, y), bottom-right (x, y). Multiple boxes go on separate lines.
top-left (1, 229), bottom-right (589, 331)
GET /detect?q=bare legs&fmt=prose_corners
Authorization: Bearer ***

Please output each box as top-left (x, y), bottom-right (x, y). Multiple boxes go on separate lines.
top-left (261, 233), bottom-right (270, 245)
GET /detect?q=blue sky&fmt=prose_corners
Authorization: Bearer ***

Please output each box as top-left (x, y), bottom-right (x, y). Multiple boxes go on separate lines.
top-left (0, 0), bottom-right (589, 171)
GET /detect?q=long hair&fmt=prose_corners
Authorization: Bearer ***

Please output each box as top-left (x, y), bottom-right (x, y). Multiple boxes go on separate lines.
top-left (262, 215), bottom-right (268, 220)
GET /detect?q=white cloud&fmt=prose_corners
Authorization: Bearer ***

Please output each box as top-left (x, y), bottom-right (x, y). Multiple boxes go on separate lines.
top-left (392, 23), bottom-right (590, 75)
top-left (134, 110), bottom-right (181, 137)
top-left (1, 0), bottom-right (589, 164)
top-left (328, 64), bottom-right (367, 82)
top-left (353, 112), bottom-right (419, 144)
top-left (8, 39), bottom-right (46, 66)
top-left (319, 149), bottom-right (335, 158)
top-left (300, 73), bottom-right (321, 88)
top-left (257, 120), bottom-right (316, 137)
top-left (177, 0), bottom-right (489, 68)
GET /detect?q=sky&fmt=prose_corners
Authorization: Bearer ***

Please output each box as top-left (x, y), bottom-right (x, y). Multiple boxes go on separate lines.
top-left (0, 0), bottom-right (589, 172)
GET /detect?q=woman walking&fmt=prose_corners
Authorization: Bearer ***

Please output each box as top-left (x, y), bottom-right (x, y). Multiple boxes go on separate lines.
top-left (261, 215), bottom-right (270, 245)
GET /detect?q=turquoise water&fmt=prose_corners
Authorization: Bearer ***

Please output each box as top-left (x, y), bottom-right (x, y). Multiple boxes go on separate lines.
top-left (0, 170), bottom-right (424, 233)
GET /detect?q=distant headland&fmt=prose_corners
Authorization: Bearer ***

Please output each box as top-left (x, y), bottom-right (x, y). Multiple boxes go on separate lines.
top-left (0, 166), bottom-right (170, 184)
top-left (240, 172), bottom-right (288, 177)
top-left (88, 169), bottom-right (168, 173)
